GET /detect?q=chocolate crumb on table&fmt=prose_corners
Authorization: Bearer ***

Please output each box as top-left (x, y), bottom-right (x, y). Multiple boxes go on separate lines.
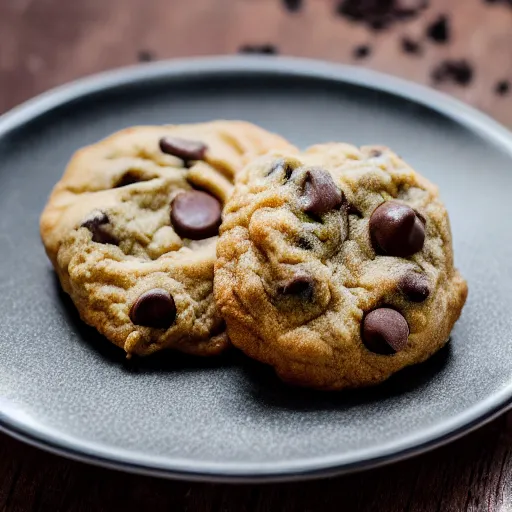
top-left (238, 44), bottom-right (278, 55)
top-left (426, 15), bottom-right (450, 43)
top-left (401, 37), bottom-right (423, 55)
top-left (282, 0), bottom-right (303, 12)
top-left (495, 80), bottom-right (510, 95)
top-left (137, 50), bottom-right (155, 62)
top-left (431, 59), bottom-right (474, 86)
top-left (353, 44), bottom-right (372, 59)
top-left (336, 0), bottom-right (429, 31)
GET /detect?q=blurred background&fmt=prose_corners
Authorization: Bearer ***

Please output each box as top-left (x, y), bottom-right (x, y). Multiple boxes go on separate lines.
top-left (2, 0), bottom-right (512, 125)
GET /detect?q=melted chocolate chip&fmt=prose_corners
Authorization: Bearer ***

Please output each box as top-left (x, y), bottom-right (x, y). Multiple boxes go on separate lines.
top-left (171, 190), bottom-right (222, 240)
top-left (426, 15), bottom-right (449, 44)
top-left (370, 201), bottom-right (425, 257)
top-left (362, 308), bottom-right (409, 354)
top-left (159, 137), bottom-right (207, 161)
top-left (130, 289), bottom-right (176, 329)
top-left (399, 272), bottom-right (430, 302)
top-left (279, 275), bottom-right (315, 301)
top-left (81, 211), bottom-right (118, 245)
top-left (301, 169), bottom-right (343, 216)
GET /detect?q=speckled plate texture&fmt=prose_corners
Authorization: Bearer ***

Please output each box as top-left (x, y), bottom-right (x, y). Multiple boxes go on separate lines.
top-left (0, 56), bottom-right (511, 482)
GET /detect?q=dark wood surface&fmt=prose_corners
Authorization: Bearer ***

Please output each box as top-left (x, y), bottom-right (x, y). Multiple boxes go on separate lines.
top-left (2, 0), bottom-right (512, 510)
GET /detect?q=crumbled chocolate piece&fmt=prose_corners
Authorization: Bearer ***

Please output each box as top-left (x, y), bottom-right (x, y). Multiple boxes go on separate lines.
top-left (137, 50), bottom-right (155, 62)
top-left (282, 0), bottom-right (303, 12)
top-left (431, 60), bottom-right (474, 86)
top-left (426, 15), bottom-right (449, 43)
top-left (238, 44), bottom-right (278, 55)
top-left (495, 80), bottom-right (510, 96)
top-left (401, 37), bottom-right (422, 55)
top-left (353, 45), bottom-right (372, 59)
top-left (336, 0), bottom-right (428, 30)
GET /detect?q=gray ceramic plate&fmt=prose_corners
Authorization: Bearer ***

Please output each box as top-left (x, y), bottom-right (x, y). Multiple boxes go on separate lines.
top-left (0, 56), bottom-right (511, 482)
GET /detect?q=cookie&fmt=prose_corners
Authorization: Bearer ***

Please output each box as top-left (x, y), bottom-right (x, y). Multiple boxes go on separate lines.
top-left (40, 121), bottom-right (295, 357)
top-left (214, 143), bottom-right (468, 389)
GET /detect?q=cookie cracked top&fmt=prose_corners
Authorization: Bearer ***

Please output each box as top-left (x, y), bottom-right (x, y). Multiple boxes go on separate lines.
top-left (214, 143), bottom-right (468, 389)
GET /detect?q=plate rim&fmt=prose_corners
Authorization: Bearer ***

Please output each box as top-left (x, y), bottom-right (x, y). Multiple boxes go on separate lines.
top-left (1, 55), bottom-right (512, 482)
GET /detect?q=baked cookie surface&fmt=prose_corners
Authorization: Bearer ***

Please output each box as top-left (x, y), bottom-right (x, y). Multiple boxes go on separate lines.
top-left (40, 121), bottom-right (295, 356)
top-left (214, 143), bottom-right (468, 389)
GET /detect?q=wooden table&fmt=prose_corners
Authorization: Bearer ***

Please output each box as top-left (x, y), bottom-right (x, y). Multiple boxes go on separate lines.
top-left (1, 0), bottom-right (512, 510)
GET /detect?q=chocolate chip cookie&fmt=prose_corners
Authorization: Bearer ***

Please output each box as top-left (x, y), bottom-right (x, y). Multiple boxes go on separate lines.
top-left (215, 143), bottom-right (468, 389)
top-left (40, 121), bottom-right (295, 357)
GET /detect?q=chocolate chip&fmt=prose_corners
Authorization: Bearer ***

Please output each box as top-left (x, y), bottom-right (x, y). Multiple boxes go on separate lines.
top-left (170, 190), bottom-right (222, 240)
top-left (399, 272), bottom-right (430, 302)
top-left (426, 15), bottom-right (449, 44)
top-left (370, 149), bottom-right (383, 157)
top-left (279, 275), bottom-right (315, 301)
top-left (130, 289), bottom-right (176, 329)
top-left (431, 60), bottom-right (473, 86)
top-left (267, 159), bottom-right (295, 181)
top-left (282, 0), bottom-right (303, 12)
top-left (301, 169), bottom-right (343, 216)
top-left (495, 80), bottom-right (510, 96)
top-left (401, 37), bottom-right (422, 55)
top-left (159, 137), bottom-right (207, 162)
top-left (81, 211), bottom-right (118, 245)
top-left (370, 201), bottom-right (425, 257)
top-left (362, 308), bottom-right (409, 354)
top-left (353, 44), bottom-right (372, 59)
top-left (238, 44), bottom-right (278, 55)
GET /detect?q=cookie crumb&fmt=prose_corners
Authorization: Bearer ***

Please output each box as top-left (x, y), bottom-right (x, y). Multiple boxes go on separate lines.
top-left (426, 15), bottom-right (450, 43)
top-left (401, 37), bottom-right (422, 55)
top-left (239, 44), bottom-right (278, 55)
top-left (137, 50), bottom-right (155, 62)
top-left (431, 59), bottom-right (473, 86)
top-left (495, 80), bottom-right (510, 95)
top-left (353, 44), bottom-right (372, 59)
top-left (282, 0), bottom-right (303, 12)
